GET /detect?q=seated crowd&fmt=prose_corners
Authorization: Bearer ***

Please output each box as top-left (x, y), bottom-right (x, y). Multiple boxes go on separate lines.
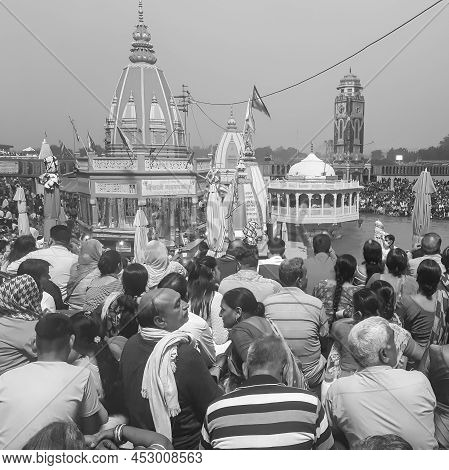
top-left (1, 224), bottom-right (449, 450)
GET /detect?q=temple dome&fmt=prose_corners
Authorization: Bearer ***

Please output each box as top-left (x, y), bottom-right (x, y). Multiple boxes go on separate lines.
top-left (106, 1), bottom-right (186, 150)
top-left (288, 152), bottom-right (335, 178)
top-left (214, 108), bottom-right (244, 170)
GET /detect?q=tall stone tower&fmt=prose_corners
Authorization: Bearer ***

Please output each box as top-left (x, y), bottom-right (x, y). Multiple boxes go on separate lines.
top-left (333, 70), bottom-right (365, 155)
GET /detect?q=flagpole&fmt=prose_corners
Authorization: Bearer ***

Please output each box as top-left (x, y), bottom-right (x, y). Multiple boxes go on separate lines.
top-left (68, 115), bottom-right (89, 157)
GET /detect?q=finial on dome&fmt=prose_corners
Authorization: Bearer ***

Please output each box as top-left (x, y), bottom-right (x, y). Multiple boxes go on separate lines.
top-left (138, 0), bottom-right (144, 23)
top-left (129, 0), bottom-right (157, 65)
top-left (350, 67), bottom-right (352, 74)
top-left (226, 105), bottom-right (237, 131)
top-left (311, 142), bottom-right (314, 153)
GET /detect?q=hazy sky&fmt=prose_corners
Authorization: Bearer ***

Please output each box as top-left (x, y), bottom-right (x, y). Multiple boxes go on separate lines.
top-left (1, 0), bottom-right (448, 154)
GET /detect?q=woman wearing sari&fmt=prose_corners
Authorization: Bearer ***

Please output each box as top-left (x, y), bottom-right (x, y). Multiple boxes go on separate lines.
top-left (143, 240), bottom-right (186, 290)
top-left (66, 239), bottom-right (103, 309)
top-left (0, 274), bottom-right (43, 375)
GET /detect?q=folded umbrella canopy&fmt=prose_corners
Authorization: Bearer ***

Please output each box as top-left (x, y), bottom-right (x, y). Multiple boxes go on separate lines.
top-left (206, 171), bottom-right (227, 257)
top-left (133, 208), bottom-right (149, 264)
top-left (412, 169), bottom-right (436, 248)
top-left (13, 186), bottom-right (31, 236)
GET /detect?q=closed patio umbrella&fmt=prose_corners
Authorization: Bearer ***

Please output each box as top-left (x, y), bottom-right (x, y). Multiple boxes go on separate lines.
top-left (13, 186), bottom-right (31, 236)
top-left (133, 208), bottom-right (149, 264)
top-left (206, 172), bottom-right (226, 256)
top-left (412, 169), bottom-right (436, 248)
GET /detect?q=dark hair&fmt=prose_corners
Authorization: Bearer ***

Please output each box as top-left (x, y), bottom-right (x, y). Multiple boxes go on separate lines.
top-left (23, 422), bottom-right (85, 450)
top-left (421, 232), bottom-right (441, 255)
top-left (362, 240), bottom-right (383, 283)
top-left (353, 288), bottom-right (379, 322)
top-left (235, 243), bottom-right (258, 268)
top-left (222, 287), bottom-right (265, 318)
top-left (267, 237), bottom-right (285, 256)
top-left (386, 248), bottom-right (408, 277)
top-left (197, 240), bottom-right (209, 255)
top-left (113, 263), bottom-right (148, 338)
top-left (7, 235), bottom-right (36, 263)
top-left (0, 239), bottom-right (8, 253)
top-left (332, 254), bottom-right (357, 315)
top-left (35, 313), bottom-right (74, 353)
top-left (226, 239), bottom-right (244, 257)
top-left (50, 225), bottom-right (71, 245)
top-left (385, 234), bottom-right (395, 244)
top-left (441, 246), bottom-right (449, 273)
top-left (158, 272), bottom-right (188, 302)
top-left (98, 250), bottom-right (122, 276)
top-left (17, 258), bottom-right (50, 292)
top-left (313, 233), bottom-right (331, 254)
top-left (353, 434), bottom-right (412, 450)
top-left (370, 280), bottom-right (396, 321)
top-left (417, 259), bottom-right (441, 300)
top-left (187, 256), bottom-right (217, 321)
top-left (279, 257), bottom-right (304, 286)
top-left (70, 312), bottom-right (123, 414)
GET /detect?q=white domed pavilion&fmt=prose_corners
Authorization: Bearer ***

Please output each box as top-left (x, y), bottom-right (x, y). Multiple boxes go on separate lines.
top-left (288, 152), bottom-right (335, 178)
top-left (268, 149), bottom-right (361, 236)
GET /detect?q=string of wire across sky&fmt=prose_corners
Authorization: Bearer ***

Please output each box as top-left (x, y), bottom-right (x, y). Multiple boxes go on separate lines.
top-left (189, 0), bottom-right (446, 107)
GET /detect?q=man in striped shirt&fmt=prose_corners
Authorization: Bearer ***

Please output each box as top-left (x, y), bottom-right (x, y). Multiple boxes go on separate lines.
top-left (200, 336), bottom-right (334, 450)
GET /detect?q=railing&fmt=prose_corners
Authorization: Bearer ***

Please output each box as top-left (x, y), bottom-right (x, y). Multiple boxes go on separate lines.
top-left (272, 205), bottom-right (358, 217)
top-left (268, 180), bottom-right (361, 191)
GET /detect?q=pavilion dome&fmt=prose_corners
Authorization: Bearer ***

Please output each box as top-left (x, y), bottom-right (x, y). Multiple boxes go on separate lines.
top-left (288, 152), bottom-right (335, 178)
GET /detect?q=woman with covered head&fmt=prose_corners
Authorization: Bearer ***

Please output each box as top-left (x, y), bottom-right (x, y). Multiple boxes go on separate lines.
top-left (143, 240), bottom-right (186, 290)
top-left (66, 239), bottom-right (103, 309)
top-left (0, 274), bottom-right (44, 375)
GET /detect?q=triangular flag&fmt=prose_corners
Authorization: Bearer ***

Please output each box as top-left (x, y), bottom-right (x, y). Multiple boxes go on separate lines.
top-left (117, 127), bottom-right (134, 156)
top-left (88, 133), bottom-right (96, 152)
top-left (251, 86), bottom-right (271, 118)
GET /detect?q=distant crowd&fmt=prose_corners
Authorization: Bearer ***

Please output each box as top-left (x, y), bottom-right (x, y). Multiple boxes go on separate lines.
top-left (360, 178), bottom-right (449, 219)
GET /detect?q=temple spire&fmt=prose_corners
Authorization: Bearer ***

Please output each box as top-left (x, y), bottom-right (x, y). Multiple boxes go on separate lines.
top-left (129, 0), bottom-right (157, 65)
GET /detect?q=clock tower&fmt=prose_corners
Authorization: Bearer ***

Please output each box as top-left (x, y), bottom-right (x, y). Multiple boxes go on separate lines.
top-left (333, 70), bottom-right (365, 155)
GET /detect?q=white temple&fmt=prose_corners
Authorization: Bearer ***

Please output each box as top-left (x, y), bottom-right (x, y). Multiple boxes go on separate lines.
top-left (268, 150), bottom-right (361, 237)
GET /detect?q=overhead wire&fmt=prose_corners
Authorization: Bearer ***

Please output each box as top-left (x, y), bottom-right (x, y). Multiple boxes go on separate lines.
top-left (191, 0), bottom-right (446, 106)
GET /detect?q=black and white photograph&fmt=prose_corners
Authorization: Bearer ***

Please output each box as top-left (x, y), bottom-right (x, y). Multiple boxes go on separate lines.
top-left (0, 0), bottom-right (448, 461)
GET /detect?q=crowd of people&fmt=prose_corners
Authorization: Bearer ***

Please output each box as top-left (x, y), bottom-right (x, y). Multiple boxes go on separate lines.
top-left (0, 223), bottom-right (449, 450)
top-left (360, 178), bottom-right (449, 219)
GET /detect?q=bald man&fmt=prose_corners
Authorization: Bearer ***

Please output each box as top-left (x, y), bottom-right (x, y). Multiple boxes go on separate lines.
top-left (408, 233), bottom-right (444, 277)
top-left (120, 289), bottom-right (221, 449)
top-left (215, 239), bottom-right (245, 282)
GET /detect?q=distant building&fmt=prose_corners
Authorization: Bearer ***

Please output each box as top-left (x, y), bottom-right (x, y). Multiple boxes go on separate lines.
top-left (372, 161), bottom-right (449, 181)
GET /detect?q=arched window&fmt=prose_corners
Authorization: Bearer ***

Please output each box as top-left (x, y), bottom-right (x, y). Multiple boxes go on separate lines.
top-left (339, 120), bottom-right (343, 139)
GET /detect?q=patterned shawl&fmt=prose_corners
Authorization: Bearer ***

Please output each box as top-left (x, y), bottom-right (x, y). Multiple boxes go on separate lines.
top-left (0, 274), bottom-right (43, 321)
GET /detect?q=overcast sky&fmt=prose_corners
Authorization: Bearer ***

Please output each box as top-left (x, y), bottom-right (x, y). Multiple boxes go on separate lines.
top-left (1, 0), bottom-right (448, 153)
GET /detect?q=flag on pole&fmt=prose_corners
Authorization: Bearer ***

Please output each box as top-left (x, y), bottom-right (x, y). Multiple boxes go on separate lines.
top-left (69, 116), bottom-right (80, 142)
top-left (251, 86), bottom-right (271, 118)
top-left (87, 133), bottom-right (96, 152)
top-left (117, 127), bottom-right (134, 156)
top-left (59, 140), bottom-right (68, 157)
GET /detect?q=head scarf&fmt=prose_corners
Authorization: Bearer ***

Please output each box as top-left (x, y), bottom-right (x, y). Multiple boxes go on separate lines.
top-left (66, 239), bottom-right (103, 298)
top-left (144, 241), bottom-right (170, 287)
top-left (143, 241), bottom-right (187, 289)
top-left (0, 274), bottom-right (43, 321)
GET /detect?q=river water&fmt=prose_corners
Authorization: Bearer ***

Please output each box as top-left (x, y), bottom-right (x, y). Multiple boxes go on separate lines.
top-left (285, 214), bottom-right (449, 263)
